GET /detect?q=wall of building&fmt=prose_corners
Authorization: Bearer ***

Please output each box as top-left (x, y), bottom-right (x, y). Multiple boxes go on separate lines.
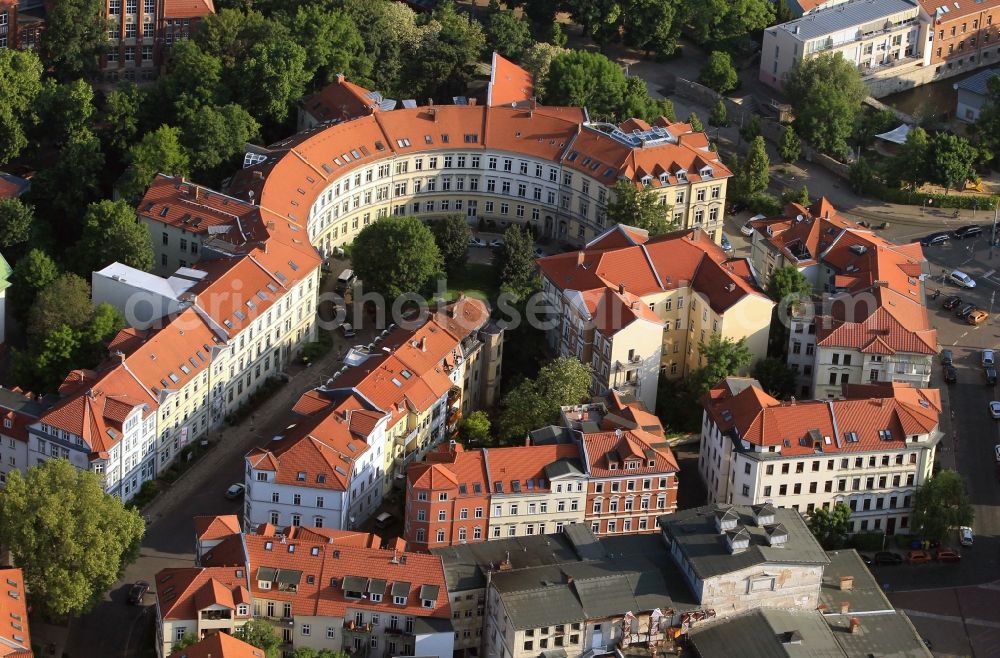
top-left (699, 562), bottom-right (825, 618)
top-left (488, 481), bottom-right (588, 539)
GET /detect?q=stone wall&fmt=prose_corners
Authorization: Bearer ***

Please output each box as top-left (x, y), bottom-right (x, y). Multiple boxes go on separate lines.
top-left (700, 563), bottom-right (825, 618)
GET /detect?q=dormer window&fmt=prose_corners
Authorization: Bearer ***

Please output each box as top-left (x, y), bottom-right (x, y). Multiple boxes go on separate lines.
top-left (259, 580), bottom-right (271, 590)
top-left (641, 175), bottom-right (653, 187)
top-left (297, 471), bottom-right (306, 481)
top-left (700, 166), bottom-right (713, 178)
top-left (659, 173), bottom-right (668, 184)
top-left (237, 604), bottom-right (249, 616)
top-left (422, 599), bottom-right (434, 608)
top-left (394, 595), bottom-right (407, 605)
top-left (609, 462), bottom-right (618, 470)
top-left (675, 170), bottom-right (687, 182)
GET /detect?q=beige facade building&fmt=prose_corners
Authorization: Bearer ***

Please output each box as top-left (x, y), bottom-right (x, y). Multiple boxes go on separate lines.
top-left (700, 378), bottom-right (941, 536)
top-left (539, 226), bottom-right (774, 408)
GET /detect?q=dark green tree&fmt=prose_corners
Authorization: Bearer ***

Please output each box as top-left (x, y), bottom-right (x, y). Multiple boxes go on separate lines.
top-left (487, 10), bottom-right (532, 60)
top-left (40, 0), bottom-right (107, 81)
top-left (27, 272), bottom-right (94, 342)
top-left (655, 373), bottom-right (702, 433)
top-left (100, 82), bottom-right (144, 156)
top-left (234, 34), bottom-right (310, 125)
top-left (284, 4), bottom-right (372, 87)
top-left (352, 217), bottom-right (444, 299)
top-left (926, 132), bottom-right (978, 193)
top-left (780, 185), bottom-right (810, 206)
top-left (848, 156), bottom-right (876, 194)
top-left (778, 125), bottom-right (801, 163)
top-left (521, 42), bottom-right (567, 98)
top-left (740, 114), bottom-right (761, 143)
top-left (912, 470), bottom-right (973, 543)
top-left (766, 265), bottom-right (811, 303)
top-left (497, 225), bottom-right (537, 300)
top-left (194, 7), bottom-right (274, 70)
top-left (406, 2), bottom-right (487, 101)
top-left (687, 111), bottom-right (704, 133)
top-left (689, 335), bottom-right (753, 396)
top-left (752, 357), bottom-right (797, 399)
top-left (340, 0), bottom-right (419, 98)
top-left (619, 77), bottom-right (676, 124)
top-left (179, 104), bottom-right (260, 180)
top-left (431, 214), bottom-right (472, 275)
top-left (459, 410), bottom-right (492, 445)
top-left (31, 130), bottom-right (105, 228)
top-left (544, 50), bottom-right (628, 119)
top-left (499, 357), bottom-right (592, 440)
top-left (0, 460), bottom-right (144, 619)
top-left (159, 40), bottom-right (226, 110)
top-left (891, 126), bottom-right (929, 190)
top-left (622, 0), bottom-right (679, 57)
top-left (709, 100), bottom-right (728, 127)
top-left (74, 200), bottom-right (155, 274)
top-left (173, 634), bottom-right (199, 651)
top-left (0, 198), bottom-right (34, 248)
top-left (8, 249), bottom-right (59, 322)
top-left (0, 48), bottom-right (43, 165)
top-left (607, 179), bottom-right (674, 235)
top-left (700, 51), bottom-right (738, 94)
top-left (564, 0), bottom-right (622, 47)
top-left (807, 503), bottom-right (853, 549)
top-left (120, 125), bottom-right (190, 203)
top-left (36, 79), bottom-right (96, 145)
top-left (972, 75), bottom-right (1000, 162)
top-left (784, 53), bottom-right (868, 159)
top-left (683, 0), bottom-right (774, 43)
top-left (740, 136), bottom-right (770, 197)
top-left (233, 618), bottom-right (281, 658)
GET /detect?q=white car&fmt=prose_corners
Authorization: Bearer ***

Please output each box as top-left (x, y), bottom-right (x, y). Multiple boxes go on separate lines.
top-left (468, 237), bottom-right (487, 248)
top-left (740, 214), bottom-right (766, 236)
top-left (950, 270), bottom-right (976, 288)
top-left (960, 526), bottom-right (974, 546)
top-left (989, 401), bottom-right (1000, 419)
top-left (490, 238), bottom-right (504, 248)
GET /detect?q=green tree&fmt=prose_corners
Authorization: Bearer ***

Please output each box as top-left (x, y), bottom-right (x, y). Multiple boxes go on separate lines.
top-left (683, 0), bottom-right (774, 43)
top-left (0, 460), bottom-right (144, 619)
top-left (619, 76), bottom-right (675, 124)
top-left (285, 5), bottom-right (371, 87)
top-left (607, 179), bottom-right (674, 235)
top-left (740, 136), bottom-right (770, 197)
top-left (687, 111), bottom-right (704, 133)
top-left (780, 185), bottom-right (810, 206)
top-left (431, 214), bottom-right (472, 275)
top-left (654, 373), bottom-right (702, 433)
top-left (352, 217), bottom-right (443, 299)
top-left (499, 357), bottom-right (592, 439)
top-left (848, 156), bottom-right (876, 194)
top-left (120, 125), bottom-right (190, 202)
top-left (891, 126), bottom-right (929, 190)
top-left (807, 503), bottom-right (853, 550)
top-left (496, 225), bottom-right (537, 300)
top-left (179, 103), bottom-right (260, 180)
top-left (234, 34), bottom-right (310, 125)
top-left (564, 0), bottom-right (623, 47)
top-left (752, 357), bottom-right (797, 399)
top-left (740, 114), bottom-right (761, 143)
top-left (778, 125), bottom-right (801, 163)
top-left (8, 249), bottom-right (59, 322)
top-left (852, 108), bottom-right (897, 151)
top-left (79, 303), bottom-right (125, 360)
top-left (406, 2), bottom-right (487, 101)
top-left (784, 53), bottom-right (868, 159)
top-left (700, 51), bottom-right (738, 94)
top-left (544, 50), bottom-right (628, 119)
top-left (689, 335), bottom-right (753, 396)
top-left (766, 265), bottom-right (810, 303)
top-left (292, 649), bottom-right (349, 658)
top-left (927, 132), bottom-right (978, 193)
top-left (488, 10), bottom-right (532, 60)
top-left (341, 0), bottom-right (419, 98)
top-left (100, 82), bottom-right (144, 156)
top-left (0, 48), bottom-right (43, 165)
top-left (75, 200), bottom-right (155, 275)
top-left (194, 7), bottom-right (275, 69)
top-left (521, 42), bottom-right (567, 98)
top-left (912, 470), bottom-right (973, 543)
top-left (972, 75), bottom-right (1000, 162)
top-left (160, 40), bottom-right (226, 110)
top-left (622, 0), bottom-right (679, 57)
top-left (233, 618), bottom-right (281, 658)
top-left (459, 410), bottom-right (492, 445)
top-left (32, 324), bottom-right (83, 391)
top-left (31, 129), bottom-right (105, 225)
top-left (36, 79), bottom-right (96, 144)
top-left (27, 273), bottom-right (94, 342)
top-left (709, 100), bottom-right (728, 127)
top-left (173, 633), bottom-right (199, 651)
top-left (40, 0), bottom-right (107, 81)
top-left (0, 198), bottom-right (34, 248)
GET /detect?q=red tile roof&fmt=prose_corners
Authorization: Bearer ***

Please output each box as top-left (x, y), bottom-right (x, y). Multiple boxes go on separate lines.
top-left (168, 632), bottom-right (263, 658)
top-left (487, 51), bottom-right (534, 107)
top-left (409, 443), bottom-right (489, 494)
top-left (0, 568), bottom-right (31, 658)
top-left (485, 444), bottom-right (582, 491)
top-left (0, 173), bottom-right (29, 200)
top-left (580, 428), bottom-right (679, 477)
top-left (161, 0), bottom-right (215, 18)
top-left (703, 378), bottom-right (940, 457)
top-left (919, 0), bottom-right (1000, 20)
top-left (156, 567), bottom-right (250, 621)
top-left (301, 74), bottom-right (383, 123)
top-left (194, 515), bottom-right (242, 541)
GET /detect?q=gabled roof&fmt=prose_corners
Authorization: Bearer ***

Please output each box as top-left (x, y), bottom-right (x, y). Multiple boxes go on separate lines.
top-left (580, 428), bottom-right (679, 477)
top-left (0, 568), bottom-right (31, 658)
top-left (156, 567), bottom-right (250, 621)
top-left (301, 74), bottom-right (385, 123)
top-left (408, 443), bottom-right (489, 495)
top-left (168, 632), bottom-right (263, 658)
top-left (161, 0), bottom-right (215, 18)
top-left (487, 51), bottom-right (535, 108)
top-left (0, 172), bottom-right (30, 200)
top-left (194, 515), bottom-right (242, 542)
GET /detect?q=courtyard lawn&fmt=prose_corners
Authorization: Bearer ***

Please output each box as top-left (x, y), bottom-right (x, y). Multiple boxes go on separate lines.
top-left (443, 262), bottom-right (500, 302)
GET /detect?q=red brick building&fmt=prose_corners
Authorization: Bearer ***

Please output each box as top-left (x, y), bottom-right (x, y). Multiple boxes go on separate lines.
top-left (405, 443), bottom-right (490, 551)
top-left (920, 0), bottom-right (1000, 75)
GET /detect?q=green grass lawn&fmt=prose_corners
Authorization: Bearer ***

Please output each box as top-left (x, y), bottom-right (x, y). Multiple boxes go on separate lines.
top-left (444, 262), bottom-right (500, 302)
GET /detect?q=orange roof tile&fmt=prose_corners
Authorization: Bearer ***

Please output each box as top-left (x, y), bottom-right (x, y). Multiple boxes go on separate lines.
top-left (302, 74), bottom-right (383, 123)
top-left (580, 428), bottom-right (679, 476)
top-left (919, 0), bottom-right (1000, 19)
top-left (156, 567), bottom-right (250, 621)
top-left (487, 52), bottom-right (535, 107)
top-left (485, 444), bottom-right (582, 491)
top-left (168, 632), bottom-right (263, 658)
top-left (194, 515), bottom-right (242, 542)
top-left (0, 568), bottom-right (31, 658)
top-left (161, 0), bottom-right (215, 18)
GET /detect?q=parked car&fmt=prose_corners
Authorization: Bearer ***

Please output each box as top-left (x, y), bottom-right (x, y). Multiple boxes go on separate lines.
top-left (873, 551), bottom-right (904, 565)
top-left (921, 232), bottom-right (951, 246)
top-left (224, 483), bottom-right (245, 499)
top-left (940, 349), bottom-right (954, 365)
top-left (128, 581), bottom-right (149, 605)
top-left (340, 323), bottom-right (356, 338)
top-left (859, 554), bottom-right (874, 566)
top-left (721, 235), bottom-right (733, 253)
top-left (468, 237), bottom-right (487, 248)
top-left (969, 309), bottom-right (990, 325)
top-left (953, 224), bottom-right (984, 239)
top-left (944, 366), bottom-right (958, 383)
top-left (983, 349), bottom-right (995, 366)
top-left (956, 303), bottom-right (976, 318)
top-left (741, 214), bottom-right (766, 236)
top-left (950, 270), bottom-right (977, 288)
top-left (533, 247), bottom-right (547, 259)
top-left (960, 526), bottom-right (974, 546)
top-left (907, 549), bottom-right (932, 564)
top-left (987, 367), bottom-right (998, 385)
top-left (489, 238), bottom-right (504, 248)
top-left (942, 295), bottom-right (963, 310)
top-left (935, 549), bottom-right (962, 562)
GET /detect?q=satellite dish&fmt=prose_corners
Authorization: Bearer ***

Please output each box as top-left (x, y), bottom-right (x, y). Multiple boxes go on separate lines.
top-left (795, 214), bottom-right (804, 222)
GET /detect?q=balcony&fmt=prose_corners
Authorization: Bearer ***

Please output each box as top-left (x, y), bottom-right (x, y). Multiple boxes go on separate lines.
top-left (893, 364), bottom-right (932, 376)
top-left (344, 620), bottom-right (375, 634)
top-left (200, 610), bottom-right (232, 621)
top-left (614, 355), bottom-right (643, 371)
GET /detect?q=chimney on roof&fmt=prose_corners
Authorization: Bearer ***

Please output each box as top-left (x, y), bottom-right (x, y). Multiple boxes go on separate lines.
top-left (530, 97), bottom-right (537, 110)
top-left (849, 618), bottom-right (861, 634)
top-left (840, 601), bottom-right (850, 615)
top-left (577, 123), bottom-right (582, 135)
top-left (839, 575), bottom-right (854, 591)
top-left (336, 73), bottom-right (345, 84)
top-left (789, 396), bottom-right (796, 405)
top-left (469, 97), bottom-right (477, 106)
top-left (419, 336), bottom-right (427, 352)
top-left (253, 171), bottom-right (264, 180)
top-left (618, 282), bottom-right (626, 295)
top-left (193, 185), bottom-right (200, 201)
top-left (577, 251), bottom-right (585, 267)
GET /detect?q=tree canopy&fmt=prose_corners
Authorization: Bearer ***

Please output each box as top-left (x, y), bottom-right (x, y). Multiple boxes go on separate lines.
top-left (690, 335), bottom-right (753, 396)
top-left (807, 503), bottom-right (852, 549)
top-left (74, 200), bottom-right (155, 275)
top-left (544, 50), bottom-right (628, 119)
top-left (233, 619), bottom-right (281, 658)
top-left (778, 125), bottom-right (801, 163)
top-left (487, 10), bottom-right (532, 60)
top-left (766, 265), bottom-right (810, 303)
top-left (40, 0), bottom-right (107, 81)
top-left (432, 215), bottom-right (472, 276)
top-left (784, 54), bottom-right (868, 159)
top-left (459, 410), bottom-right (492, 446)
top-left (120, 125), bottom-right (190, 203)
top-left (607, 180), bottom-right (674, 235)
top-left (27, 273), bottom-right (95, 342)
top-left (926, 132), bottom-right (979, 193)
top-left (0, 198), bottom-right (34, 249)
top-left (497, 225), bottom-right (538, 300)
top-left (912, 470), bottom-right (973, 543)
top-left (0, 48), bottom-right (43, 166)
top-left (8, 249), bottom-right (59, 322)
top-left (352, 217), bottom-right (444, 299)
top-left (699, 51), bottom-right (738, 94)
top-left (752, 357), bottom-right (797, 399)
top-left (0, 460), bottom-right (144, 619)
top-left (737, 136), bottom-right (770, 198)
top-left (499, 357), bottom-right (592, 440)
top-left (683, 0), bottom-right (774, 44)
top-left (406, 2), bottom-right (487, 101)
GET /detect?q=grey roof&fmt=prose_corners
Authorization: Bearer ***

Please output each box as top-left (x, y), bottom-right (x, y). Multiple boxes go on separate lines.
top-left (562, 523), bottom-right (605, 560)
top-left (777, 0), bottom-right (918, 42)
top-left (411, 615), bottom-right (453, 635)
top-left (391, 581), bottom-right (411, 597)
top-left (955, 67), bottom-right (1000, 97)
top-left (659, 505), bottom-right (830, 581)
top-left (689, 608), bottom-right (845, 657)
top-left (528, 425), bottom-right (574, 445)
top-left (819, 550), bottom-right (893, 614)
top-left (431, 533), bottom-right (583, 592)
top-left (418, 584), bottom-right (439, 601)
top-left (544, 458), bottom-right (584, 479)
top-left (0, 387), bottom-right (50, 418)
top-left (342, 575), bottom-right (367, 591)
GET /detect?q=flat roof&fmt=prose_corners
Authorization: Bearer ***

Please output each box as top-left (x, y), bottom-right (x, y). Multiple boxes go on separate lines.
top-left (777, 0), bottom-right (919, 41)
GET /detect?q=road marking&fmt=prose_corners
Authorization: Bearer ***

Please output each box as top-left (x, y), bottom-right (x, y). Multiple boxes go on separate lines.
top-left (961, 332), bottom-right (969, 339)
top-left (986, 270), bottom-right (996, 278)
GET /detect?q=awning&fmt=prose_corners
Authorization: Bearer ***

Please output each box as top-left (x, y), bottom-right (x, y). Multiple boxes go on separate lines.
top-left (875, 124), bottom-right (912, 145)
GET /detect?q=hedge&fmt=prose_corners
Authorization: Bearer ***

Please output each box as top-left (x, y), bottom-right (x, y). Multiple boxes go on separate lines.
top-left (872, 185), bottom-right (1000, 210)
